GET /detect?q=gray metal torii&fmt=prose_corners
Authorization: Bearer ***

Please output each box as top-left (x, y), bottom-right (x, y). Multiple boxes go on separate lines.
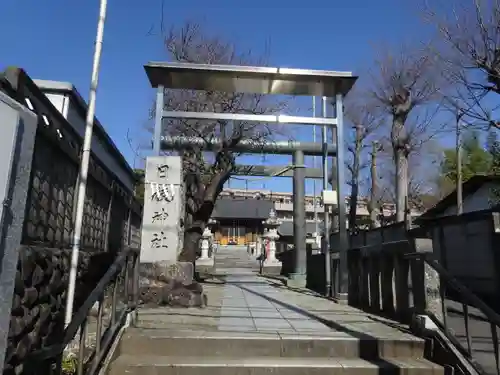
top-left (232, 165), bottom-right (323, 179)
top-left (160, 135), bottom-right (337, 156)
top-left (144, 61), bottom-right (357, 299)
top-left (162, 135), bottom-right (336, 179)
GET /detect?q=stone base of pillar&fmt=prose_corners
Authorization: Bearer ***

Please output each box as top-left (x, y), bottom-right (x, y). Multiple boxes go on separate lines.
top-left (286, 273), bottom-right (307, 288)
top-left (334, 292), bottom-right (348, 304)
top-left (261, 259), bottom-right (282, 275)
top-left (195, 257), bottom-right (214, 276)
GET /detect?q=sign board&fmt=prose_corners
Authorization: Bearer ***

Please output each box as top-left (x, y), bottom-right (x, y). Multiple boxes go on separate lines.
top-left (140, 156), bottom-right (184, 263)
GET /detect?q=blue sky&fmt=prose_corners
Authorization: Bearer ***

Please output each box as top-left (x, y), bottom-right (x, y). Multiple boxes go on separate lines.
top-left (1, 0), bottom-right (433, 194)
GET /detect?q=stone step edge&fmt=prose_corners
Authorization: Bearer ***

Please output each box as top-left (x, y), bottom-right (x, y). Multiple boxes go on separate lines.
top-left (120, 330), bottom-right (425, 359)
top-left (123, 328), bottom-right (424, 343)
top-left (110, 354), bottom-right (443, 369)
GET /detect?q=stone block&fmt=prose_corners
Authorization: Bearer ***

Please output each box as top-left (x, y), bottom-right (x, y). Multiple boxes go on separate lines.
top-left (165, 262), bottom-right (194, 285)
top-left (140, 261), bottom-right (194, 286)
top-left (262, 263), bottom-right (282, 276)
top-left (138, 261), bottom-right (208, 308)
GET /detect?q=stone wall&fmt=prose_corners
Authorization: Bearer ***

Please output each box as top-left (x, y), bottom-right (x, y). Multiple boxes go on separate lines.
top-left (4, 247), bottom-right (114, 375)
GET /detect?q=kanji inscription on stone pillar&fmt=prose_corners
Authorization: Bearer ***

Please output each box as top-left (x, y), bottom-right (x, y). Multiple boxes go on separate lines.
top-left (140, 156), bottom-right (184, 263)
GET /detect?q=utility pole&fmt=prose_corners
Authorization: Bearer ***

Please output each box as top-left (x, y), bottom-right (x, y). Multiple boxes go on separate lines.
top-left (456, 111), bottom-right (463, 215)
top-left (64, 0), bottom-right (107, 327)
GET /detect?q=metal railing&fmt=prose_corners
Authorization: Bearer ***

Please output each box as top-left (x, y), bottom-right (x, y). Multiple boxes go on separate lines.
top-left (25, 247), bottom-right (140, 375)
top-left (339, 227), bottom-right (500, 375)
top-left (408, 252), bottom-right (500, 375)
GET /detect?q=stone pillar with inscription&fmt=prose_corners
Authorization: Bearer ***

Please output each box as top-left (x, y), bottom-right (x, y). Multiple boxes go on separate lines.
top-left (140, 156), bottom-right (207, 307)
top-left (141, 156), bottom-right (184, 262)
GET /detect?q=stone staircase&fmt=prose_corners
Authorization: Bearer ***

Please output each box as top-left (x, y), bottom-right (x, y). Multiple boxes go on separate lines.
top-left (109, 327), bottom-right (443, 375)
top-left (107, 247), bottom-right (443, 375)
top-left (214, 245), bottom-right (260, 273)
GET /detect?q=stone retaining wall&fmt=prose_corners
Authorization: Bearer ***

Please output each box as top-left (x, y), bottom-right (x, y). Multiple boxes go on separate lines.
top-left (4, 247), bottom-right (114, 375)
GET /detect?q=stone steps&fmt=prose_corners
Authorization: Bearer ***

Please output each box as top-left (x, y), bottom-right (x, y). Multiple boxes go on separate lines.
top-left (110, 327), bottom-right (442, 375)
top-left (109, 248), bottom-right (444, 375)
top-left (109, 354), bottom-right (443, 375)
top-left (215, 248), bottom-right (261, 272)
top-left (118, 328), bottom-right (425, 359)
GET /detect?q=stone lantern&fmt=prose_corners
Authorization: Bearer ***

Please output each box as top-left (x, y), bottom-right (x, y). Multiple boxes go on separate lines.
top-left (262, 209), bottom-right (282, 273)
top-left (207, 218), bottom-right (218, 257)
top-left (199, 226), bottom-right (213, 260)
top-left (196, 219), bottom-right (216, 270)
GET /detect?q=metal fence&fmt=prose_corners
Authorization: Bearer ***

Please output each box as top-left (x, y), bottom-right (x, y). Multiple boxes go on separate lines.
top-left (0, 68), bottom-right (142, 252)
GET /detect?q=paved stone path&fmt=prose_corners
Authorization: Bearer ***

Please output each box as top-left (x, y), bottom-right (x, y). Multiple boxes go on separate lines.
top-left (113, 248), bottom-right (443, 375)
top-left (218, 272), bottom-right (329, 333)
top-left (138, 272), bottom-right (418, 344)
top-left (137, 244), bottom-right (421, 342)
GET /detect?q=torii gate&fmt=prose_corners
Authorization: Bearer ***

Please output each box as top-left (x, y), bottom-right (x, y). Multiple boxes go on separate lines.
top-left (144, 61), bottom-right (357, 299)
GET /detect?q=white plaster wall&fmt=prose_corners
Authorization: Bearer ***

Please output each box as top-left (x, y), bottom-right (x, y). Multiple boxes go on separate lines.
top-left (43, 93), bottom-right (65, 113)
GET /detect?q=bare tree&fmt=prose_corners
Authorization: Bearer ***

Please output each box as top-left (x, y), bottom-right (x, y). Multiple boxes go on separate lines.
top-left (377, 139), bottom-right (442, 216)
top-left (425, 0), bottom-right (500, 126)
top-left (159, 21), bottom-right (287, 263)
top-left (344, 94), bottom-right (382, 230)
top-left (369, 45), bottom-right (444, 221)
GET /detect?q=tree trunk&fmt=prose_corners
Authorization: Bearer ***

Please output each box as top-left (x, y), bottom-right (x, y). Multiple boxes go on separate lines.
top-left (178, 168), bottom-right (230, 263)
top-left (348, 126), bottom-right (363, 230)
top-left (391, 112), bottom-right (409, 223)
top-left (348, 182), bottom-right (359, 231)
top-left (394, 144), bottom-right (409, 223)
top-left (181, 229), bottom-right (202, 263)
top-left (178, 204), bottom-right (213, 263)
top-left (368, 202), bottom-right (380, 228)
top-left (368, 142), bottom-right (381, 228)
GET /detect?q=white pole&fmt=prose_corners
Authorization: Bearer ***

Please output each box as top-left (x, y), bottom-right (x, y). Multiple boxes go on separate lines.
top-left (64, 0), bottom-right (108, 327)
